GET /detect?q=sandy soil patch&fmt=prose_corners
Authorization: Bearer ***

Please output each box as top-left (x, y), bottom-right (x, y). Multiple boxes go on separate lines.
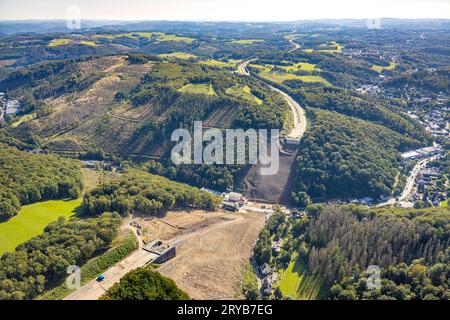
top-left (133, 210), bottom-right (264, 299)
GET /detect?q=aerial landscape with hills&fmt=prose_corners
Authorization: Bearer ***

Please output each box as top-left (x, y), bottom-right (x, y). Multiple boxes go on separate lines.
top-left (0, 0), bottom-right (449, 305)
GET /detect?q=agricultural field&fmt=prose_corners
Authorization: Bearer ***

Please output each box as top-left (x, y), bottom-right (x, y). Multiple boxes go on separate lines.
top-left (92, 32), bottom-right (195, 43)
top-left (277, 256), bottom-right (324, 300)
top-left (179, 83), bottom-right (215, 95)
top-left (257, 69), bottom-right (331, 86)
top-left (199, 59), bottom-right (241, 69)
top-left (48, 38), bottom-right (72, 46)
top-left (159, 52), bottom-right (198, 59)
top-left (317, 41), bottom-right (344, 53)
top-left (230, 39), bottom-right (264, 45)
top-left (48, 39), bottom-right (97, 46)
top-left (301, 41), bottom-right (343, 53)
top-left (0, 199), bottom-right (81, 255)
top-left (225, 85), bottom-right (262, 105)
top-left (280, 62), bottom-right (320, 72)
top-left (371, 61), bottom-right (397, 73)
top-left (251, 61), bottom-right (330, 86)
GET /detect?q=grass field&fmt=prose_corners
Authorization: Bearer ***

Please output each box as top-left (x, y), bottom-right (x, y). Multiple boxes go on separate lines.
top-left (92, 32), bottom-right (195, 43)
top-left (278, 256), bottom-right (324, 300)
top-left (318, 41), bottom-right (343, 53)
top-left (48, 39), bottom-right (97, 47)
top-left (79, 40), bottom-right (97, 46)
top-left (230, 39), bottom-right (264, 45)
top-left (48, 38), bottom-right (72, 46)
top-left (11, 113), bottom-right (36, 128)
top-left (0, 199), bottom-right (81, 255)
top-left (301, 41), bottom-right (343, 54)
top-left (179, 83), bottom-right (215, 95)
top-left (371, 61), bottom-right (397, 73)
top-left (225, 85), bottom-right (262, 105)
top-left (199, 59), bottom-right (241, 68)
top-left (159, 52), bottom-right (198, 59)
top-left (281, 62), bottom-right (320, 72)
top-left (259, 70), bottom-right (331, 86)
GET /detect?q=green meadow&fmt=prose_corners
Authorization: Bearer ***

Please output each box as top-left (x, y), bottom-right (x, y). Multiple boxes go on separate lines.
top-left (199, 59), bottom-right (241, 68)
top-left (159, 52), bottom-right (198, 59)
top-left (92, 32), bottom-right (195, 43)
top-left (0, 199), bottom-right (81, 256)
top-left (230, 39), bottom-right (264, 45)
top-left (226, 85), bottom-right (262, 105)
top-left (48, 39), bottom-right (97, 47)
top-left (371, 61), bottom-right (397, 73)
top-left (179, 83), bottom-right (215, 96)
top-left (259, 70), bottom-right (331, 86)
top-left (278, 256), bottom-right (325, 300)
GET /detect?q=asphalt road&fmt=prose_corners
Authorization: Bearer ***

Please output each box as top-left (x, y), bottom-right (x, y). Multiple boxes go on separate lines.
top-left (237, 59), bottom-right (307, 203)
top-left (64, 248), bottom-right (157, 300)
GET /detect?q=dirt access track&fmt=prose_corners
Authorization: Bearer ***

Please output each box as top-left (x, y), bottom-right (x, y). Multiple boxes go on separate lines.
top-left (130, 210), bottom-right (265, 300)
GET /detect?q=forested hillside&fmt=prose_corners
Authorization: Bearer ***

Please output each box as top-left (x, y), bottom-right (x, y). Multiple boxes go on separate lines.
top-left (3, 55), bottom-right (289, 158)
top-left (82, 169), bottom-right (220, 216)
top-left (306, 206), bottom-right (450, 284)
top-left (0, 147), bottom-right (82, 220)
top-left (330, 248), bottom-right (450, 300)
top-left (256, 205), bottom-right (450, 300)
top-left (101, 267), bottom-right (189, 300)
top-left (291, 87), bottom-right (431, 144)
top-left (293, 109), bottom-right (423, 199)
top-left (0, 213), bottom-right (121, 300)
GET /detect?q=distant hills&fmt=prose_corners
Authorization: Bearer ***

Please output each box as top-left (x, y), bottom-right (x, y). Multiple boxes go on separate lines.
top-left (1, 19), bottom-right (449, 35)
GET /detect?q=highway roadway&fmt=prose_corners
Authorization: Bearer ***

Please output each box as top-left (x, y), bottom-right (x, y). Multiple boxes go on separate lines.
top-left (236, 59), bottom-right (307, 140)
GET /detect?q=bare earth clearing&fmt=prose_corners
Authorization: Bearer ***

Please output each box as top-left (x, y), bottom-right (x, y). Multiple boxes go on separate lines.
top-left (136, 210), bottom-right (265, 299)
top-left (65, 210), bottom-right (264, 300)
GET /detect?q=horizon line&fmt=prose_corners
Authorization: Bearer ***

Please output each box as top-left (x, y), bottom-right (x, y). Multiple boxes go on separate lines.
top-left (1, 17), bottom-right (450, 23)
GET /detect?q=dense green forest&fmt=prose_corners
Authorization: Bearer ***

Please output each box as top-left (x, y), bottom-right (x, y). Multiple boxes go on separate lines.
top-left (146, 160), bottom-right (243, 192)
top-left (305, 206), bottom-right (450, 286)
top-left (291, 87), bottom-right (431, 144)
top-left (382, 68), bottom-right (450, 95)
top-left (330, 249), bottom-right (450, 300)
top-left (254, 205), bottom-right (450, 300)
top-left (0, 147), bottom-right (83, 220)
top-left (101, 267), bottom-right (189, 300)
top-left (2, 56), bottom-right (289, 160)
top-left (82, 169), bottom-right (220, 216)
top-left (0, 213), bottom-right (122, 300)
top-left (293, 109), bottom-right (424, 199)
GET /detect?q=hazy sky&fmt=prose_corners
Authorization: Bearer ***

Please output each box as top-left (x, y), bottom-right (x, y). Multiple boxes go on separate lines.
top-left (1, 0), bottom-right (449, 21)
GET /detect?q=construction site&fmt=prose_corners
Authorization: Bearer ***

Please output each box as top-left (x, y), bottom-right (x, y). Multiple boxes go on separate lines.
top-left (65, 209), bottom-right (265, 300)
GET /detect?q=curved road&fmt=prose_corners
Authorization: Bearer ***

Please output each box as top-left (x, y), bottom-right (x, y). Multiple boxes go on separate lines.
top-left (288, 37), bottom-right (301, 53)
top-left (237, 59), bottom-right (307, 203)
top-left (237, 60), bottom-right (307, 140)
top-left (64, 57), bottom-right (308, 300)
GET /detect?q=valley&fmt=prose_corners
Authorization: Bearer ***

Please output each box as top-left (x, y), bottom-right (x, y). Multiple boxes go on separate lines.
top-left (0, 17), bottom-right (448, 302)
